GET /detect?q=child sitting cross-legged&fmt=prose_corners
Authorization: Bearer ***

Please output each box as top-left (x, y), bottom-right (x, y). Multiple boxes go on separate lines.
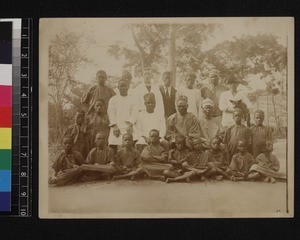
top-left (140, 129), bottom-right (173, 181)
top-left (226, 139), bottom-right (254, 181)
top-left (50, 136), bottom-right (85, 186)
top-left (81, 132), bottom-right (116, 180)
top-left (166, 138), bottom-right (215, 183)
top-left (247, 141), bottom-right (286, 183)
top-left (206, 137), bottom-right (231, 181)
top-left (111, 133), bottom-right (144, 181)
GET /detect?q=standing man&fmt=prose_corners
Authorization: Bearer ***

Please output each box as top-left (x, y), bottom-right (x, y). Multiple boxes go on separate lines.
top-left (201, 72), bottom-right (228, 123)
top-left (133, 66), bottom-right (164, 115)
top-left (219, 76), bottom-right (252, 128)
top-left (159, 71), bottom-right (177, 118)
top-left (81, 70), bottom-right (116, 115)
top-left (177, 73), bottom-right (202, 119)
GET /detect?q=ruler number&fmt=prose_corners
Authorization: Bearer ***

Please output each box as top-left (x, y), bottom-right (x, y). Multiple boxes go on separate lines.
top-left (21, 152), bottom-right (27, 157)
top-left (21, 113), bottom-right (27, 117)
top-left (21, 73), bottom-right (28, 77)
top-left (21, 192), bottom-right (27, 196)
top-left (22, 93), bottom-right (27, 97)
top-left (21, 172), bottom-right (27, 177)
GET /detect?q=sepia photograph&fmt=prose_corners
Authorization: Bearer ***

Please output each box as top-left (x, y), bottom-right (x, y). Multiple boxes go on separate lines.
top-left (39, 17), bottom-right (294, 218)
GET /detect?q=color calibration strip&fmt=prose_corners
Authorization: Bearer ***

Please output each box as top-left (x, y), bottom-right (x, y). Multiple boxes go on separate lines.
top-left (0, 19), bottom-right (31, 217)
top-left (0, 21), bottom-right (13, 211)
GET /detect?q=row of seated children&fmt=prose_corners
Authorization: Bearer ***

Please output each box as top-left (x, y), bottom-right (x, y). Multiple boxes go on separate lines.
top-left (50, 128), bottom-right (285, 186)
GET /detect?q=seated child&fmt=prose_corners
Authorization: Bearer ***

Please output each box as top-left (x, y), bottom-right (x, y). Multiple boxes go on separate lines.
top-left (62, 110), bottom-right (88, 159)
top-left (166, 138), bottom-right (214, 183)
top-left (81, 132), bottom-right (116, 180)
top-left (248, 141), bottom-right (286, 183)
top-left (207, 137), bottom-right (231, 180)
top-left (223, 108), bottom-right (251, 159)
top-left (140, 129), bottom-right (173, 181)
top-left (249, 110), bottom-right (273, 158)
top-left (226, 139), bottom-right (254, 181)
top-left (111, 133), bottom-right (143, 181)
top-left (168, 134), bottom-right (189, 171)
top-left (50, 136), bottom-right (85, 186)
top-left (86, 99), bottom-right (110, 151)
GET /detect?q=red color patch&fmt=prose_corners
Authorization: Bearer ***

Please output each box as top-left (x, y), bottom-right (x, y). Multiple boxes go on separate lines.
top-left (0, 107), bottom-right (11, 127)
top-left (0, 85), bottom-right (12, 107)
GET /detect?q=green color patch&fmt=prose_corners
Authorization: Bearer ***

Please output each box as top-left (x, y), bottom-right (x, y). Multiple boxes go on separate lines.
top-left (0, 149), bottom-right (11, 170)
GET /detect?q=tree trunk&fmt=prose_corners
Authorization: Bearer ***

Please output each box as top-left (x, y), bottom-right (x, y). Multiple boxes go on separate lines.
top-left (271, 94), bottom-right (279, 131)
top-left (169, 25), bottom-right (177, 87)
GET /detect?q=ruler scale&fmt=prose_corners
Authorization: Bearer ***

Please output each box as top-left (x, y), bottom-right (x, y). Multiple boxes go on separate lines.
top-left (0, 19), bottom-right (32, 217)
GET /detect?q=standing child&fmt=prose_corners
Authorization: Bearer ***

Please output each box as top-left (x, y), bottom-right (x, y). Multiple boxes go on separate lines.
top-left (81, 132), bottom-right (116, 180)
top-left (226, 140), bottom-right (254, 181)
top-left (111, 133), bottom-right (143, 181)
top-left (107, 79), bottom-right (137, 153)
top-left (248, 141), bottom-right (286, 183)
top-left (249, 110), bottom-right (273, 158)
top-left (223, 108), bottom-right (251, 159)
top-left (50, 136), bottom-right (85, 186)
top-left (166, 138), bottom-right (214, 183)
top-left (86, 99), bottom-right (110, 151)
top-left (140, 129), bottom-right (173, 181)
top-left (62, 110), bottom-right (88, 159)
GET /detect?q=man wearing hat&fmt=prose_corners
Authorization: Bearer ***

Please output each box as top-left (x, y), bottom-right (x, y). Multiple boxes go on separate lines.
top-left (132, 66), bottom-right (164, 115)
top-left (119, 70), bottom-right (134, 96)
top-left (134, 93), bottom-right (167, 152)
top-left (219, 76), bottom-right (252, 128)
top-left (201, 72), bottom-right (228, 122)
top-left (166, 95), bottom-right (204, 148)
top-left (199, 98), bottom-right (223, 143)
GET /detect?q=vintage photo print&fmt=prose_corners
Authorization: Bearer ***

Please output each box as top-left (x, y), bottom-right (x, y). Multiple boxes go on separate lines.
top-left (39, 18), bottom-right (294, 218)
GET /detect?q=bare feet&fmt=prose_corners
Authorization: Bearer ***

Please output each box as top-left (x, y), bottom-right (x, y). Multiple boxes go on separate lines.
top-left (270, 177), bottom-right (276, 184)
top-left (264, 177), bottom-right (270, 183)
top-left (130, 175), bottom-right (135, 181)
top-left (215, 175), bottom-right (223, 181)
top-left (186, 178), bottom-right (191, 183)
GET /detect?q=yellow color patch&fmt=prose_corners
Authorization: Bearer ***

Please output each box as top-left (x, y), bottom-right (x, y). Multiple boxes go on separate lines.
top-left (0, 128), bottom-right (11, 149)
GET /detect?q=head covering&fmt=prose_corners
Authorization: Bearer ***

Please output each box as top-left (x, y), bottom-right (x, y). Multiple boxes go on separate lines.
top-left (143, 92), bottom-right (156, 102)
top-left (201, 98), bottom-right (214, 108)
top-left (122, 70), bottom-right (132, 80)
top-left (175, 134), bottom-right (186, 142)
top-left (177, 95), bottom-right (188, 103)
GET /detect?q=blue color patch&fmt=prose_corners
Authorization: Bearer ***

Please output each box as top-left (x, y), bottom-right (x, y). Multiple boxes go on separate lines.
top-left (0, 170), bottom-right (11, 191)
top-left (0, 191), bottom-right (11, 211)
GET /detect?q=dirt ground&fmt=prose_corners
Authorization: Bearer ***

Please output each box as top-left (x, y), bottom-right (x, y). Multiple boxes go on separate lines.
top-left (48, 139), bottom-right (289, 217)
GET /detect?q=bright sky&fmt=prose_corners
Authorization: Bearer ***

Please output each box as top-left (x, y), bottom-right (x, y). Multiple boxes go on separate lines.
top-left (41, 17), bottom-right (292, 90)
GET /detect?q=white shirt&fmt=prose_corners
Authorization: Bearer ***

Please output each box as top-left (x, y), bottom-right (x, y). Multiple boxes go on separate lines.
top-left (107, 95), bottom-right (137, 145)
top-left (134, 110), bottom-right (166, 144)
top-left (177, 87), bottom-right (202, 118)
top-left (219, 90), bottom-right (252, 127)
top-left (133, 82), bottom-right (164, 115)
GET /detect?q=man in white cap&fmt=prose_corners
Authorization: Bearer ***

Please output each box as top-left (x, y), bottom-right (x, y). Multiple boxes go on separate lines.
top-left (199, 98), bottom-right (223, 143)
top-left (132, 66), bottom-right (164, 115)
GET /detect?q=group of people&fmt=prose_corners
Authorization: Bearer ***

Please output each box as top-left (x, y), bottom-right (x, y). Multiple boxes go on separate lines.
top-left (50, 67), bottom-right (286, 186)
